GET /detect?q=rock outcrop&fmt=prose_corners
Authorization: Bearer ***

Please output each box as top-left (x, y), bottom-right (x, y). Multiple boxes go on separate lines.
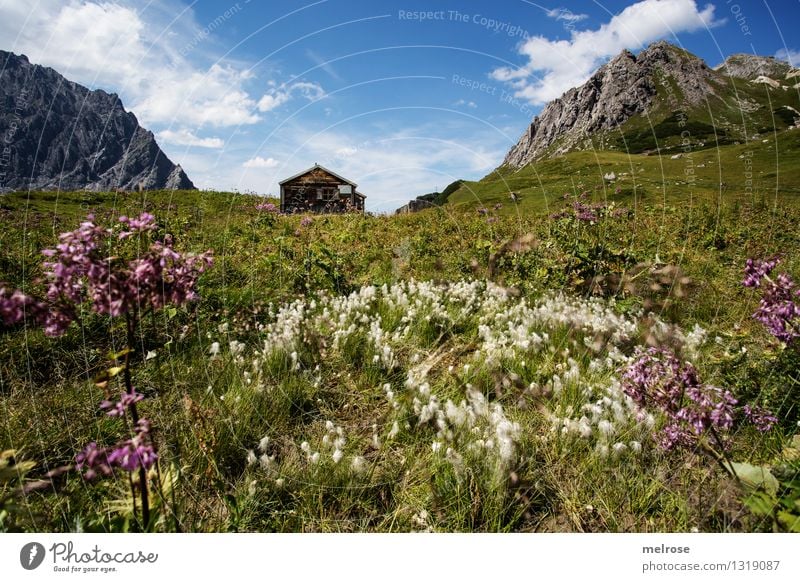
top-left (0, 50), bottom-right (194, 192)
top-left (715, 53), bottom-right (794, 80)
top-left (502, 42), bottom-right (724, 167)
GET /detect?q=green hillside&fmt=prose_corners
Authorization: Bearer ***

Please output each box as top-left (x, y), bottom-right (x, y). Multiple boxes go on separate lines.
top-left (448, 129), bottom-right (800, 213)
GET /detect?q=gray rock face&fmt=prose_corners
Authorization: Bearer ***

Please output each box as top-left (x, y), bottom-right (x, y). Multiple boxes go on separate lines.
top-left (503, 41), bottom-right (724, 168)
top-left (0, 50), bottom-right (194, 192)
top-left (715, 54), bottom-right (793, 80)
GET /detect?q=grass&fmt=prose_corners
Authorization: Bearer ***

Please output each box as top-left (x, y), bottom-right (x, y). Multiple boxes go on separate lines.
top-left (1, 146), bottom-right (799, 532)
top-left (447, 130), bottom-right (800, 214)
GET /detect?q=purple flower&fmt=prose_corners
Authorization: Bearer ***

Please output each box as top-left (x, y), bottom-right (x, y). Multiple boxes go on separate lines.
top-left (255, 202), bottom-right (278, 213)
top-left (743, 404), bottom-right (778, 432)
top-left (743, 257), bottom-right (800, 343)
top-left (100, 390), bottom-right (145, 417)
top-left (118, 212), bottom-right (156, 239)
top-left (621, 347), bottom-right (741, 450)
top-left (300, 216), bottom-right (313, 227)
top-left (34, 214), bottom-right (213, 331)
top-left (76, 443), bottom-right (114, 480)
top-left (76, 419), bottom-right (157, 479)
top-left (742, 257), bottom-right (779, 288)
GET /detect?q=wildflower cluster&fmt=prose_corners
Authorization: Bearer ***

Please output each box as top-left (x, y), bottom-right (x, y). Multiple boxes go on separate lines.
top-left (476, 203), bottom-right (504, 223)
top-left (550, 192), bottom-right (628, 223)
top-left (235, 280), bottom-right (670, 479)
top-left (551, 376), bottom-right (651, 458)
top-left (621, 347), bottom-right (776, 450)
top-left (1, 212), bottom-right (213, 527)
top-left (255, 202), bottom-right (279, 213)
top-left (743, 257), bottom-right (800, 344)
top-left (76, 390), bottom-right (157, 480)
top-left (1, 213), bottom-right (213, 336)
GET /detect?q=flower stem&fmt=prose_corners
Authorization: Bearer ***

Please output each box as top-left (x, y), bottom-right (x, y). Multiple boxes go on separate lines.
top-left (124, 311), bottom-right (150, 529)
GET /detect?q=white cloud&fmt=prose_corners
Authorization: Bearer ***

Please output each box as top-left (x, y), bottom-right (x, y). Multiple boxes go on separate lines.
top-left (136, 64), bottom-right (260, 127)
top-left (454, 99), bottom-right (478, 109)
top-left (776, 48), bottom-right (800, 67)
top-left (257, 81), bottom-right (327, 112)
top-left (157, 129), bottom-right (224, 149)
top-left (492, 0), bottom-right (721, 105)
top-left (243, 156), bottom-right (280, 168)
top-left (0, 0), bottom-right (260, 128)
top-left (545, 8), bottom-right (589, 23)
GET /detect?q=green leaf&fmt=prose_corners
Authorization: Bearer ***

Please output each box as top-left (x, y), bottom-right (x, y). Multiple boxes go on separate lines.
top-left (108, 347), bottom-right (132, 360)
top-left (726, 462), bottom-right (779, 495)
top-left (743, 492), bottom-right (776, 516)
top-left (777, 511), bottom-right (800, 533)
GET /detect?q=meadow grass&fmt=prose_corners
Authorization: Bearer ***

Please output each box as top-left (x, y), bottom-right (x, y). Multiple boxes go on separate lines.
top-left (1, 172), bottom-right (799, 532)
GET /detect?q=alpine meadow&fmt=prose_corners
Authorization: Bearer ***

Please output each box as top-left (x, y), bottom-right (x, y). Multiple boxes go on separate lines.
top-left (1, 1), bottom-right (800, 536)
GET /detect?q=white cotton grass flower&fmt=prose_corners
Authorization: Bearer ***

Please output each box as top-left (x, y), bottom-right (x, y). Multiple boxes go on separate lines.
top-left (209, 342), bottom-right (220, 357)
top-left (371, 425), bottom-right (381, 449)
top-left (258, 436), bottom-right (270, 453)
top-left (351, 456), bottom-right (365, 473)
top-left (246, 450), bottom-right (257, 466)
top-left (612, 442), bottom-right (628, 456)
top-left (597, 420), bottom-right (615, 437)
top-left (332, 449), bottom-right (344, 463)
top-left (300, 441), bottom-right (310, 454)
top-left (309, 452), bottom-right (320, 464)
top-left (259, 454), bottom-right (275, 472)
top-left (229, 340), bottom-right (246, 356)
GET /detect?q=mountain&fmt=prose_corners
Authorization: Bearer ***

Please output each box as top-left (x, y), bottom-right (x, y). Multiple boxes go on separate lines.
top-left (396, 180), bottom-right (464, 213)
top-left (0, 50), bottom-right (194, 192)
top-left (715, 53), bottom-right (796, 81)
top-left (503, 41), bottom-right (800, 168)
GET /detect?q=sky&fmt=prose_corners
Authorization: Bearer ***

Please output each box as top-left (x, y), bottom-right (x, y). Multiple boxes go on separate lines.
top-left (1, 0), bottom-right (799, 212)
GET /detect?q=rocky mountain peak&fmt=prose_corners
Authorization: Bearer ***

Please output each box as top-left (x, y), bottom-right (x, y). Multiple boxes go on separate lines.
top-left (0, 49), bottom-right (194, 192)
top-left (502, 40), bottom-right (720, 167)
top-left (715, 53), bottom-right (794, 80)
top-left (498, 40), bottom-right (800, 168)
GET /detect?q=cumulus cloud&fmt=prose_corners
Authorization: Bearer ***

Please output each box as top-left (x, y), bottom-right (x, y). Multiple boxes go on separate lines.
top-left (776, 48), bottom-right (800, 67)
top-left (257, 82), bottom-right (327, 112)
top-left (157, 129), bottom-right (224, 149)
top-left (243, 156), bottom-right (280, 168)
top-left (454, 99), bottom-right (478, 108)
top-left (492, 0), bottom-right (721, 105)
top-left (545, 8), bottom-right (589, 23)
top-left (0, 0), bottom-right (260, 128)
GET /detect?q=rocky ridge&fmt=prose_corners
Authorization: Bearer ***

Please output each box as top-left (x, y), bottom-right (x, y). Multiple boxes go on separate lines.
top-left (0, 50), bottom-right (194, 192)
top-left (503, 42), bottom-right (799, 168)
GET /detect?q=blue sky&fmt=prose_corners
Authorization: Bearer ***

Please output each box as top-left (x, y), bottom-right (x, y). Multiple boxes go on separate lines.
top-left (1, 0), bottom-right (799, 211)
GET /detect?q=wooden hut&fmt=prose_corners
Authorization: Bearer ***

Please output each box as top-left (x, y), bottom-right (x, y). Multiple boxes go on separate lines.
top-left (279, 164), bottom-right (365, 213)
